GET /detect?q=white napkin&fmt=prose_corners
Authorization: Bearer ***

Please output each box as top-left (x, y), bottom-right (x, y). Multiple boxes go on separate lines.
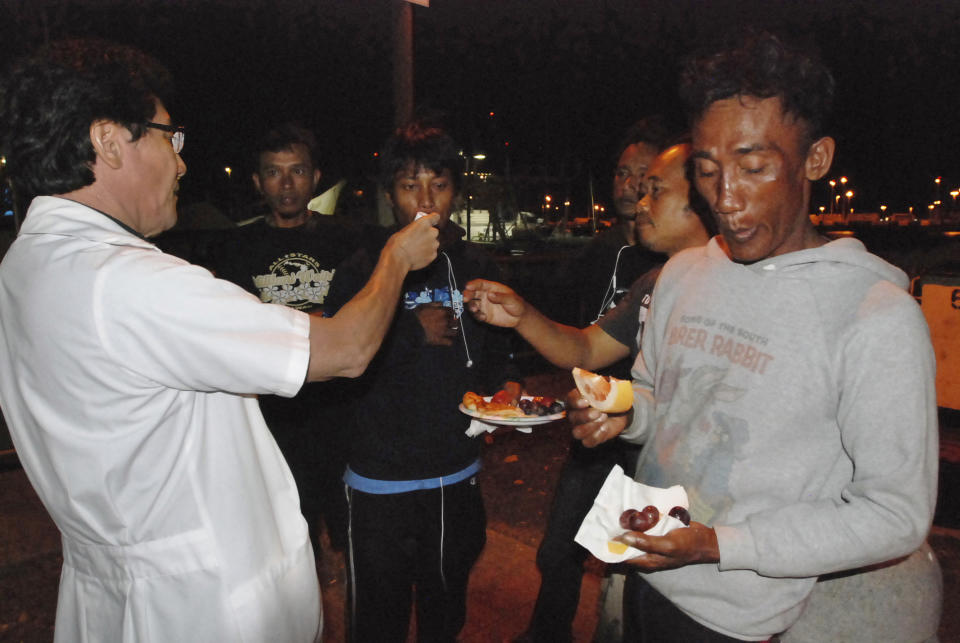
top-left (574, 465), bottom-right (688, 563)
top-left (465, 419), bottom-right (531, 436)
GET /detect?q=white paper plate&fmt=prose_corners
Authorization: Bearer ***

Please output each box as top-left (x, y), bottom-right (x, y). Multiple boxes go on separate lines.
top-left (458, 395), bottom-right (565, 426)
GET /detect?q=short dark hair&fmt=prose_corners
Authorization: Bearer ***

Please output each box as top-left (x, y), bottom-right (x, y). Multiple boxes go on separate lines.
top-left (253, 123), bottom-right (320, 171)
top-left (614, 115), bottom-right (671, 165)
top-left (0, 39), bottom-right (174, 204)
top-left (379, 120), bottom-right (462, 193)
top-left (679, 31), bottom-right (834, 144)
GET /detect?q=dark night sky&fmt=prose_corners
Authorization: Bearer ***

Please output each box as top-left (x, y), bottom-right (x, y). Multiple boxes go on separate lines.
top-left (2, 0), bottom-right (959, 214)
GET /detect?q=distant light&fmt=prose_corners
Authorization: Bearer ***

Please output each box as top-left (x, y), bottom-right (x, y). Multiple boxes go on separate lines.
top-left (504, 141), bottom-right (510, 147)
top-left (819, 206), bottom-right (825, 213)
top-left (488, 111), bottom-right (495, 117)
top-left (935, 176), bottom-right (942, 184)
top-left (564, 200), bottom-right (570, 207)
top-left (224, 166), bottom-right (232, 178)
top-left (840, 177), bottom-right (848, 185)
top-left (373, 152), bottom-right (379, 157)
top-left (545, 195), bottom-right (552, 203)
top-left (845, 190), bottom-right (853, 198)
top-left (473, 154), bottom-right (486, 160)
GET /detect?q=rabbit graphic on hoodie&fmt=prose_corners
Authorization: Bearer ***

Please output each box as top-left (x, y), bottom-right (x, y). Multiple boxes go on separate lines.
top-left (621, 236), bottom-right (939, 640)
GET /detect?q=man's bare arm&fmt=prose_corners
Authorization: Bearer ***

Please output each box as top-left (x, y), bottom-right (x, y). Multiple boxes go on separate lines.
top-left (464, 278), bottom-right (629, 370)
top-left (306, 215), bottom-right (439, 381)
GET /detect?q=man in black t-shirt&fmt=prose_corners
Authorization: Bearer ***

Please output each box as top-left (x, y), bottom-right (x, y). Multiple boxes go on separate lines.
top-left (207, 124), bottom-right (374, 552)
top-left (332, 119), bottom-right (512, 643)
top-left (465, 141), bottom-right (716, 643)
top-left (563, 117), bottom-right (669, 354)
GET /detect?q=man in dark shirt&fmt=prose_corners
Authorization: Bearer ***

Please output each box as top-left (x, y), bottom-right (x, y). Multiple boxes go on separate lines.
top-left (334, 119), bottom-right (511, 643)
top-left (465, 141), bottom-right (716, 643)
top-left (208, 124), bottom-right (369, 552)
top-left (566, 117), bottom-right (669, 343)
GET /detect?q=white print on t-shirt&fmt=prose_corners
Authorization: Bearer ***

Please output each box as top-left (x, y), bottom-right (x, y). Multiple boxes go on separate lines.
top-left (252, 252), bottom-right (334, 310)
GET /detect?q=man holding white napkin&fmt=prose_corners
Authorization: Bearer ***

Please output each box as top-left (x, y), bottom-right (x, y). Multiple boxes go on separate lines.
top-left (568, 31), bottom-right (940, 642)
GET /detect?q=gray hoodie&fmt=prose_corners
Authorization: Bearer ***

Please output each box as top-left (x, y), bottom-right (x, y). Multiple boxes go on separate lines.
top-left (623, 237), bottom-right (939, 640)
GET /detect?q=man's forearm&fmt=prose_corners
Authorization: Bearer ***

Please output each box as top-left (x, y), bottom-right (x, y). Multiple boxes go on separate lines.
top-left (514, 306), bottom-right (593, 369)
top-left (306, 238), bottom-right (410, 381)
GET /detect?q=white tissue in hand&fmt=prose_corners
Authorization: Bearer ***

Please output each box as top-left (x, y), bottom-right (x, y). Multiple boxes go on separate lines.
top-left (574, 465), bottom-right (688, 563)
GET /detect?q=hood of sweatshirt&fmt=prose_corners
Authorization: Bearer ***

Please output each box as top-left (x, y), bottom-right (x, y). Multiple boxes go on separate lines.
top-left (699, 235), bottom-right (909, 290)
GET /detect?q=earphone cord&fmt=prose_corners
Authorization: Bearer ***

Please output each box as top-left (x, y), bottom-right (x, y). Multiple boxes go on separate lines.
top-left (442, 251), bottom-right (474, 368)
top-left (593, 245), bottom-right (630, 324)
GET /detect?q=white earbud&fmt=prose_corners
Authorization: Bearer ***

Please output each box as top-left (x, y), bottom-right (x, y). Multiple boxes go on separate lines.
top-left (442, 251), bottom-right (474, 368)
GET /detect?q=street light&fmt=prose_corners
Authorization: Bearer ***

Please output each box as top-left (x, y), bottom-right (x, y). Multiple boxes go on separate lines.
top-left (828, 180), bottom-right (836, 214)
top-left (844, 190), bottom-right (854, 215)
top-left (224, 166), bottom-right (232, 179)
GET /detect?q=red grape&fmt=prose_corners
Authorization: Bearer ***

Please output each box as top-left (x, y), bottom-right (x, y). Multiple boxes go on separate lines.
top-left (619, 509), bottom-right (638, 530)
top-left (629, 505), bottom-right (660, 532)
top-left (668, 506), bottom-right (691, 526)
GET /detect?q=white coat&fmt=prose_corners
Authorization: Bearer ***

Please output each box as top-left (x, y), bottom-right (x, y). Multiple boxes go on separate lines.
top-left (0, 197), bottom-right (322, 642)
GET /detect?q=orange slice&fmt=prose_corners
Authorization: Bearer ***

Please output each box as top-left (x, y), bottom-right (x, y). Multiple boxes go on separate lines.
top-left (572, 367), bottom-right (633, 413)
top-left (607, 540), bottom-right (629, 554)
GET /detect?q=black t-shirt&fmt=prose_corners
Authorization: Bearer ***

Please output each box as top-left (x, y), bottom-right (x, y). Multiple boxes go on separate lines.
top-left (205, 216), bottom-right (388, 433)
top-left (565, 225), bottom-right (663, 328)
top-left (596, 265), bottom-right (662, 366)
top-left (330, 233), bottom-right (513, 481)
top-left (207, 216), bottom-right (387, 315)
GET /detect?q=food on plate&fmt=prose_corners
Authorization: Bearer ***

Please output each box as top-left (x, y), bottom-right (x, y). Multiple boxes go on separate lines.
top-left (619, 505), bottom-right (660, 532)
top-left (491, 381), bottom-right (522, 406)
top-left (462, 391), bottom-right (524, 418)
top-left (518, 396), bottom-right (564, 416)
top-left (572, 367), bottom-right (633, 413)
top-left (462, 383), bottom-right (564, 419)
top-left (668, 505), bottom-right (691, 526)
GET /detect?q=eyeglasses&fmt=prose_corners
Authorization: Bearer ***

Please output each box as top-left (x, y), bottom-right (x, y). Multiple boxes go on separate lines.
top-left (144, 122), bottom-right (185, 154)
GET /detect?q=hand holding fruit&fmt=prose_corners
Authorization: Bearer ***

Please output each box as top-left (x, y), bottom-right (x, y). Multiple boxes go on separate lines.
top-left (567, 388), bottom-right (630, 447)
top-left (614, 520), bottom-right (720, 571)
top-left (463, 279), bottom-right (527, 328)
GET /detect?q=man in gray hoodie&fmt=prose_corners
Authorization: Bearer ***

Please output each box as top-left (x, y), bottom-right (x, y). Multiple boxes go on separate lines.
top-left (567, 32), bottom-right (941, 641)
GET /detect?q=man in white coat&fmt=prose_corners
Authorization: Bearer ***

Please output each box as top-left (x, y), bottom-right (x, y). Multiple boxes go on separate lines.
top-left (0, 40), bottom-right (439, 642)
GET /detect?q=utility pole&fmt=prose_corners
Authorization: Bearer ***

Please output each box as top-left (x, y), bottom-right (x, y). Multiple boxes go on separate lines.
top-left (393, 0), bottom-right (415, 128)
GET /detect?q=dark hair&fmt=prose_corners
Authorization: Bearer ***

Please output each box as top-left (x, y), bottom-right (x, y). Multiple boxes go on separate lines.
top-left (253, 122), bottom-right (320, 171)
top-left (679, 31), bottom-right (834, 144)
top-left (614, 115), bottom-right (671, 164)
top-left (379, 119), bottom-right (462, 193)
top-left (0, 39), bottom-right (174, 204)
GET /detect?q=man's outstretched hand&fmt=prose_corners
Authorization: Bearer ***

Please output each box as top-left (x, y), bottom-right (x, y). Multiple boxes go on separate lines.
top-left (463, 279), bottom-right (526, 328)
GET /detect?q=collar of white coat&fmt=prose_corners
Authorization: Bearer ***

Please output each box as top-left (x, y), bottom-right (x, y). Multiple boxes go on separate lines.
top-left (19, 196), bottom-right (160, 251)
